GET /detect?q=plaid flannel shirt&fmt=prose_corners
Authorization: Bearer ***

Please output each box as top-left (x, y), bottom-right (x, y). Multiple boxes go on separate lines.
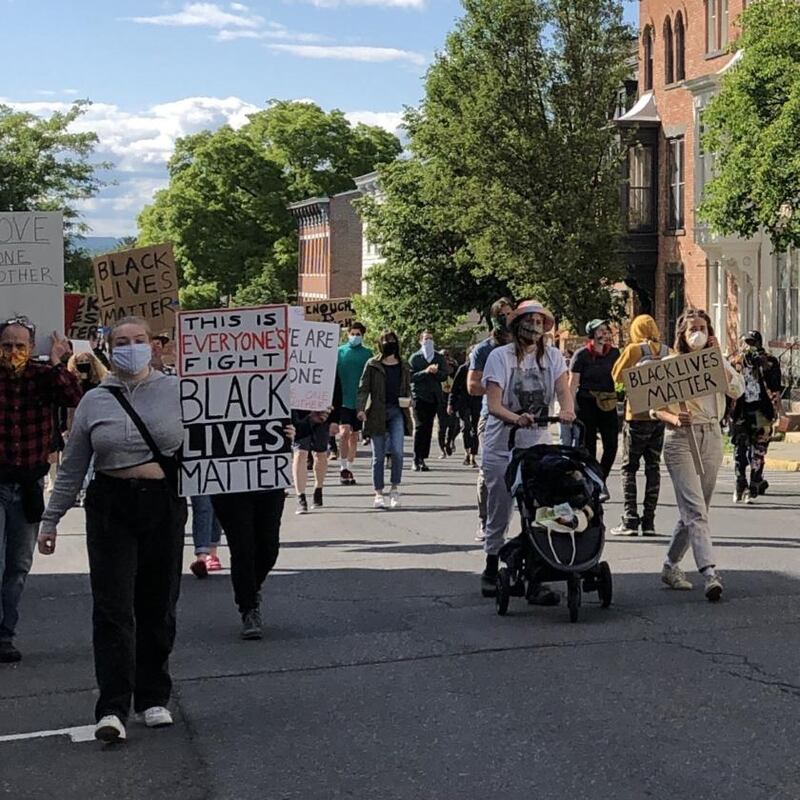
top-left (0, 361), bottom-right (83, 472)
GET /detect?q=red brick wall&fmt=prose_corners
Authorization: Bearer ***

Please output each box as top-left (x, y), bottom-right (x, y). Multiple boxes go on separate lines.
top-left (638, 0), bottom-right (746, 330)
top-left (329, 193), bottom-right (363, 300)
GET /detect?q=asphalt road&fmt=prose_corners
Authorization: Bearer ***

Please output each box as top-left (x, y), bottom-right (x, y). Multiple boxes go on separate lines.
top-left (2, 447), bottom-right (799, 800)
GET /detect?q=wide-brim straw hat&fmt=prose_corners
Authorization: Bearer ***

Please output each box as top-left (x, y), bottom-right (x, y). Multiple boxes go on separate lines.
top-left (510, 300), bottom-right (555, 332)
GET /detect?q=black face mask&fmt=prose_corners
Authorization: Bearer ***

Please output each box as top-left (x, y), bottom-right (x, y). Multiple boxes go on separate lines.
top-left (77, 363), bottom-right (92, 376)
top-left (381, 341), bottom-right (399, 357)
top-left (492, 314), bottom-right (508, 334)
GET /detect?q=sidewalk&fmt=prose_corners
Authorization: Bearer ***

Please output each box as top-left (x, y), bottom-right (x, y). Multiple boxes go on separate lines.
top-left (722, 435), bottom-right (800, 472)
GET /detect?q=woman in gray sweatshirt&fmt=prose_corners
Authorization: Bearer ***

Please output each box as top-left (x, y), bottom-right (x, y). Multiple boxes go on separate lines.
top-left (38, 316), bottom-right (186, 745)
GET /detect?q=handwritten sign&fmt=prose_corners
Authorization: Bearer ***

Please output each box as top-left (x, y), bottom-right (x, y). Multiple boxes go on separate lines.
top-left (302, 297), bottom-right (353, 329)
top-left (67, 294), bottom-right (100, 340)
top-left (177, 305), bottom-right (291, 496)
top-left (623, 347), bottom-right (728, 415)
top-left (0, 212), bottom-right (64, 355)
top-left (93, 243), bottom-right (178, 337)
top-left (289, 320), bottom-right (339, 411)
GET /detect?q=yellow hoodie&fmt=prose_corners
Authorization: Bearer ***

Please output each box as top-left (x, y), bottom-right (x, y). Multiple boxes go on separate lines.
top-left (612, 315), bottom-right (668, 421)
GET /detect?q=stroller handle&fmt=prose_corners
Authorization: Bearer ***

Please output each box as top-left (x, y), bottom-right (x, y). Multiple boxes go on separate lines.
top-left (507, 417), bottom-right (585, 450)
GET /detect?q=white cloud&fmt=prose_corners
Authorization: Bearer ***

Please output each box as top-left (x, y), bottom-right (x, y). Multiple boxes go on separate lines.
top-left (269, 44), bottom-right (426, 65)
top-left (127, 2), bottom-right (263, 29)
top-left (345, 110), bottom-right (405, 136)
top-left (215, 25), bottom-right (325, 43)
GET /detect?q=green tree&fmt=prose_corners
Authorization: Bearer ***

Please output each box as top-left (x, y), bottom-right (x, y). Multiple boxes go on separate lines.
top-left (408, 0), bottom-right (632, 326)
top-left (0, 101), bottom-right (109, 289)
top-left (699, 0), bottom-right (800, 252)
top-left (355, 157), bottom-right (512, 349)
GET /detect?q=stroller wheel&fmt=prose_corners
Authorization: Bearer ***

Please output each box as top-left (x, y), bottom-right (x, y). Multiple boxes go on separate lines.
top-left (496, 568), bottom-right (511, 616)
top-left (597, 561), bottom-right (613, 608)
top-left (567, 575), bottom-right (581, 623)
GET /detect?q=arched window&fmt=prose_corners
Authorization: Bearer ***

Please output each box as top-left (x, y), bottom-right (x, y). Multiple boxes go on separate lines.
top-left (643, 26), bottom-right (654, 91)
top-left (675, 12), bottom-right (686, 80)
top-left (664, 17), bottom-right (674, 84)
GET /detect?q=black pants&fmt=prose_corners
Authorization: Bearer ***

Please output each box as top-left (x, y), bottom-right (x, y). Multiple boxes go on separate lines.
top-left (620, 419), bottom-right (665, 529)
top-left (85, 474), bottom-right (186, 723)
top-left (576, 393), bottom-right (619, 479)
top-left (211, 490), bottom-right (286, 614)
top-left (413, 399), bottom-right (438, 462)
top-left (437, 399), bottom-right (460, 453)
top-left (459, 408), bottom-right (479, 454)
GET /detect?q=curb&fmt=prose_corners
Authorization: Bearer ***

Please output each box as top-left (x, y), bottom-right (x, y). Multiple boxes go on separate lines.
top-left (721, 455), bottom-right (800, 472)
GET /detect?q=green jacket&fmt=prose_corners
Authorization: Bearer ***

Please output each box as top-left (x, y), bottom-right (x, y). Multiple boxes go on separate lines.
top-left (408, 350), bottom-right (447, 404)
top-left (357, 358), bottom-right (413, 438)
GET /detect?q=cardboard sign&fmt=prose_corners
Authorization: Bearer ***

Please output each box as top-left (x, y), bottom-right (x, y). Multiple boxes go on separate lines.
top-left (93, 243), bottom-right (178, 337)
top-left (302, 297), bottom-right (353, 329)
top-left (177, 305), bottom-right (291, 496)
top-left (623, 347), bottom-right (728, 415)
top-left (67, 294), bottom-right (100, 340)
top-left (0, 211), bottom-right (64, 355)
top-left (289, 320), bottom-right (339, 411)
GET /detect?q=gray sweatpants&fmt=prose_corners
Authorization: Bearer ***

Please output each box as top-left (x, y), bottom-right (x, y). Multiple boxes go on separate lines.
top-left (476, 416), bottom-right (488, 530)
top-left (482, 457), bottom-right (515, 556)
top-left (663, 423), bottom-right (722, 573)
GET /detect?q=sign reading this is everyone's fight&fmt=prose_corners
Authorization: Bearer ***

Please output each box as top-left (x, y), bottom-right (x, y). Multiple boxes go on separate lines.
top-left (177, 305), bottom-right (291, 497)
top-left (289, 320), bottom-right (339, 411)
top-left (302, 297), bottom-right (353, 329)
top-left (0, 212), bottom-right (64, 355)
top-left (623, 347), bottom-right (728, 416)
top-left (93, 243), bottom-right (178, 337)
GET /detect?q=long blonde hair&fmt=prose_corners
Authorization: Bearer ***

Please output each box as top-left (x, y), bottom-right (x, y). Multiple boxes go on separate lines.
top-left (67, 351), bottom-right (108, 384)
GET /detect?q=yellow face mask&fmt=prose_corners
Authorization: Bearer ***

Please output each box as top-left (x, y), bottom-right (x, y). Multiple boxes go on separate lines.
top-left (0, 348), bottom-right (30, 373)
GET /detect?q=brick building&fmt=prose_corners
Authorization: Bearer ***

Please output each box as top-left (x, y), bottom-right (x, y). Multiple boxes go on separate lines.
top-left (619, 0), bottom-right (798, 361)
top-left (288, 190), bottom-right (363, 302)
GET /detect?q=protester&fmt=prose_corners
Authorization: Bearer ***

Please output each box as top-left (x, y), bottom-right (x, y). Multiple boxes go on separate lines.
top-left (729, 330), bottom-right (783, 503)
top-left (39, 316), bottom-right (185, 743)
top-left (0, 317), bottom-right (80, 664)
top-left (468, 298), bottom-right (515, 541)
top-left (479, 300), bottom-right (575, 598)
top-left (88, 326), bottom-right (111, 370)
top-left (449, 350), bottom-right (482, 466)
top-left (436, 349), bottom-right (460, 459)
top-left (189, 496), bottom-right (223, 577)
top-left (335, 323), bottom-right (373, 486)
top-left (150, 334), bottom-right (177, 376)
top-left (655, 310), bottom-right (744, 602)
top-left (409, 331), bottom-right (448, 472)
top-left (67, 351), bottom-right (108, 393)
top-left (292, 407), bottom-right (337, 514)
top-left (357, 331), bottom-right (412, 509)
top-left (610, 315), bottom-right (669, 536)
top-left (210, 421), bottom-right (302, 642)
top-left (568, 320), bottom-right (620, 478)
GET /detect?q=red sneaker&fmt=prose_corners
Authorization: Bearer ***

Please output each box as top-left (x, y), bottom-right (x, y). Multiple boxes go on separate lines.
top-left (206, 554), bottom-right (222, 572)
top-left (190, 557), bottom-right (208, 579)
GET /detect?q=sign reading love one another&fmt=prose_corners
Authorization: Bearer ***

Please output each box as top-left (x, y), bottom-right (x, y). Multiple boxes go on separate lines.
top-left (622, 346), bottom-right (728, 416)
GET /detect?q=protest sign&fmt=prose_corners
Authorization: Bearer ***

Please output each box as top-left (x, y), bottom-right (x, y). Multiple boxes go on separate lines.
top-left (302, 297), bottom-right (353, 329)
top-left (289, 320), bottom-right (339, 411)
top-left (93, 243), bottom-right (178, 337)
top-left (622, 347), bottom-right (728, 416)
top-left (0, 211), bottom-right (64, 355)
top-left (177, 305), bottom-right (291, 496)
top-left (64, 293), bottom-right (83, 334)
top-left (67, 294), bottom-right (100, 340)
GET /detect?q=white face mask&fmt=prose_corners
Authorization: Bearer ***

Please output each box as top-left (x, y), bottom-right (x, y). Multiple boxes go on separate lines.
top-left (111, 343), bottom-right (153, 374)
top-left (686, 331), bottom-right (708, 351)
top-left (421, 339), bottom-right (435, 360)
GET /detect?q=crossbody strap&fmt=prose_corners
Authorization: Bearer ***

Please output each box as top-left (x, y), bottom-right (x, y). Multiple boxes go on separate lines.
top-left (104, 386), bottom-right (170, 467)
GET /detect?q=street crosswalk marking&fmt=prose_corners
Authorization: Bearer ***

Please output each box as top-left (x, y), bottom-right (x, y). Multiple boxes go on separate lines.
top-left (0, 725), bottom-right (95, 745)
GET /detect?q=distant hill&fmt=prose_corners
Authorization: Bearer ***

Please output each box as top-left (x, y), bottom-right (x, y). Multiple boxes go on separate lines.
top-left (71, 236), bottom-right (123, 254)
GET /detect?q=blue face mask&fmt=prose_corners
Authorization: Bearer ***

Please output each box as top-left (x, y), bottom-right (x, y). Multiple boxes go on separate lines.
top-left (111, 343), bottom-right (152, 374)
top-left (348, 334), bottom-right (363, 348)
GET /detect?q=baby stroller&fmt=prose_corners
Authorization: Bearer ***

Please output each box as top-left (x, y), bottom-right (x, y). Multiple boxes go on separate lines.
top-left (495, 417), bottom-right (612, 623)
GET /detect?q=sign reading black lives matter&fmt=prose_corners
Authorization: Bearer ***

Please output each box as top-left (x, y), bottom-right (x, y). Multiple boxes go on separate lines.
top-left (93, 243), bottom-right (178, 337)
top-left (623, 347), bottom-right (728, 416)
top-left (177, 305), bottom-right (291, 497)
top-left (0, 212), bottom-right (64, 355)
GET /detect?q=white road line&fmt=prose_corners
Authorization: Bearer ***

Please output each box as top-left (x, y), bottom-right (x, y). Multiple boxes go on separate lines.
top-left (0, 725), bottom-right (95, 744)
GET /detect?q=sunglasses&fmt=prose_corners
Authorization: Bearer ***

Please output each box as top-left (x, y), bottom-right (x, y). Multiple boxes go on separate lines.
top-left (3, 316), bottom-right (36, 333)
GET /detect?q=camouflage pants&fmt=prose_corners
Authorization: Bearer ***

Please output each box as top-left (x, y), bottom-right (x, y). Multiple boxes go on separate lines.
top-left (733, 409), bottom-right (772, 490)
top-left (620, 420), bottom-right (665, 530)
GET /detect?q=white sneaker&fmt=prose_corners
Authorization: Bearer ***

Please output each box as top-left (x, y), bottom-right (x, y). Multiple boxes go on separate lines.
top-left (611, 524), bottom-right (639, 536)
top-left (95, 715), bottom-right (126, 743)
top-left (373, 494), bottom-right (386, 509)
top-left (389, 490), bottom-right (401, 509)
top-left (474, 526), bottom-right (486, 543)
top-left (661, 564), bottom-right (693, 590)
top-left (136, 706), bottom-right (173, 728)
top-left (743, 489), bottom-right (754, 505)
top-left (704, 573), bottom-right (723, 602)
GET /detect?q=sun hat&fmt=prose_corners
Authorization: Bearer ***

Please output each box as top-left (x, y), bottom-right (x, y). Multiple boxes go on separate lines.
top-left (511, 300), bottom-right (555, 332)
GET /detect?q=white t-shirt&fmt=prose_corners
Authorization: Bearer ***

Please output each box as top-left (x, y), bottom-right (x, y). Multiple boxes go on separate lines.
top-left (481, 343), bottom-right (567, 460)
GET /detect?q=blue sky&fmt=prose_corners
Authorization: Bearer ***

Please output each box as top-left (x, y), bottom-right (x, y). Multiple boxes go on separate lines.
top-left (1, 0), bottom-right (638, 236)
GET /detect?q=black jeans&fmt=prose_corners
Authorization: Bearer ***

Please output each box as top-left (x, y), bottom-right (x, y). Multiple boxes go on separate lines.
top-left (211, 490), bottom-right (286, 614)
top-left (437, 398), bottom-right (460, 453)
top-left (412, 398), bottom-right (438, 462)
top-left (576, 393), bottom-right (619, 478)
top-left (620, 419), bottom-right (665, 529)
top-left (85, 474), bottom-right (186, 723)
